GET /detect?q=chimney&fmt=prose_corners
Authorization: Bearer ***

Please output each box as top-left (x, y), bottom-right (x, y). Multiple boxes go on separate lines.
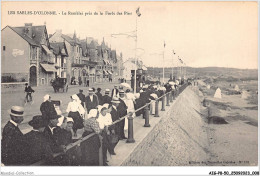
top-left (24, 23), bottom-right (33, 38)
top-left (25, 23), bottom-right (33, 26)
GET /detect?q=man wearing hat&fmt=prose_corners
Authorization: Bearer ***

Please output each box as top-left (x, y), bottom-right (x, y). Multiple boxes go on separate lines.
top-left (77, 89), bottom-right (85, 108)
top-left (117, 90), bottom-right (128, 140)
top-left (85, 88), bottom-right (99, 113)
top-left (96, 88), bottom-right (103, 105)
top-left (2, 106), bottom-right (26, 165)
top-left (24, 83), bottom-right (34, 103)
top-left (102, 89), bottom-right (112, 105)
top-left (111, 85), bottom-right (119, 98)
top-left (43, 114), bottom-right (65, 154)
top-left (108, 97), bottom-right (121, 154)
top-left (24, 115), bottom-right (53, 165)
top-left (43, 114), bottom-right (68, 165)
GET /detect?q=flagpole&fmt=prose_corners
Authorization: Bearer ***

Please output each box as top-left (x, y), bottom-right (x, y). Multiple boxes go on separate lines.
top-left (163, 43), bottom-right (165, 84)
top-left (171, 53), bottom-right (173, 80)
top-left (134, 15), bottom-right (137, 93)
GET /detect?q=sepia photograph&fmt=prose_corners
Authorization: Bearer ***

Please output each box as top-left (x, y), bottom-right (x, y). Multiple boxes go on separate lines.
top-left (0, 0), bottom-right (259, 175)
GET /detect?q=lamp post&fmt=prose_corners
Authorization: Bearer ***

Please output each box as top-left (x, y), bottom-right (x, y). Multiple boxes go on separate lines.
top-left (111, 7), bottom-right (141, 93)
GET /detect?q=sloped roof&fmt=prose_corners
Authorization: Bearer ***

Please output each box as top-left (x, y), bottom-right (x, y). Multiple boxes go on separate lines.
top-left (8, 25), bottom-right (47, 47)
top-left (80, 41), bottom-right (88, 56)
top-left (61, 34), bottom-right (81, 46)
top-left (50, 42), bottom-right (68, 56)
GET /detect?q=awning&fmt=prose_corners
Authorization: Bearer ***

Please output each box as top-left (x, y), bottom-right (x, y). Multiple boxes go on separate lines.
top-left (107, 70), bottom-right (112, 75)
top-left (142, 66), bottom-right (147, 71)
top-left (40, 63), bottom-right (57, 72)
top-left (96, 71), bottom-right (102, 75)
top-left (103, 70), bottom-right (108, 75)
top-left (41, 45), bottom-right (52, 55)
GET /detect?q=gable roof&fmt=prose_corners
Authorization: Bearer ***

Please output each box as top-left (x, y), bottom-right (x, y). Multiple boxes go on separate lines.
top-left (61, 34), bottom-right (81, 46)
top-left (50, 42), bottom-right (68, 56)
top-left (6, 25), bottom-right (47, 47)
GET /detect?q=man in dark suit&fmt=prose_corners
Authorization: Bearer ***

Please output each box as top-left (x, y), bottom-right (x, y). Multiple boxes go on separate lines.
top-left (1, 106), bottom-right (26, 165)
top-left (85, 88), bottom-right (99, 113)
top-left (108, 97), bottom-right (121, 155)
top-left (111, 85), bottom-right (119, 98)
top-left (77, 89), bottom-right (85, 108)
top-left (43, 114), bottom-right (66, 165)
top-left (24, 115), bottom-right (53, 165)
top-left (102, 89), bottom-right (112, 105)
top-left (96, 88), bottom-right (103, 105)
top-left (118, 91), bottom-right (128, 140)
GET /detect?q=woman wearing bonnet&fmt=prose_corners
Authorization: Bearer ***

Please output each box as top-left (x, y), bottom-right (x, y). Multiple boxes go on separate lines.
top-left (66, 94), bottom-right (85, 137)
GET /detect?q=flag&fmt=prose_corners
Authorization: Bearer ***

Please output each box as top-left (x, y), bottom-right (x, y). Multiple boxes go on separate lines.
top-left (173, 50), bottom-right (176, 55)
top-left (164, 41), bottom-right (166, 48)
top-left (136, 7), bottom-right (141, 17)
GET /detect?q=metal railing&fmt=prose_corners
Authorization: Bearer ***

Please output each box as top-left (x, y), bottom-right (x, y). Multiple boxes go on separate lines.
top-left (31, 82), bottom-right (189, 166)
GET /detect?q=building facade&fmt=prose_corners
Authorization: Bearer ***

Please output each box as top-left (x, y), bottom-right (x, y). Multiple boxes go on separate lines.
top-left (2, 23), bottom-right (56, 86)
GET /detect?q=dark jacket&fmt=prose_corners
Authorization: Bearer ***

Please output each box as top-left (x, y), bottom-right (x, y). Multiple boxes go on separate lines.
top-left (102, 95), bottom-right (112, 105)
top-left (109, 105), bottom-right (120, 135)
top-left (24, 130), bottom-right (53, 165)
top-left (77, 93), bottom-right (86, 107)
top-left (96, 92), bottom-right (103, 105)
top-left (85, 95), bottom-right (99, 113)
top-left (1, 121), bottom-right (25, 165)
top-left (56, 129), bottom-right (73, 146)
top-left (118, 98), bottom-right (128, 118)
top-left (43, 126), bottom-right (63, 153)
top-left (40, 101), bottom-right (57, 124)
top-left (25, 86), bottom-right (34, 93)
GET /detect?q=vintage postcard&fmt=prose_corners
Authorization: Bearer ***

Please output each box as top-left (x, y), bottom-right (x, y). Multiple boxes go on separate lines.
top-left (1, 1), bottom-right (258, 175)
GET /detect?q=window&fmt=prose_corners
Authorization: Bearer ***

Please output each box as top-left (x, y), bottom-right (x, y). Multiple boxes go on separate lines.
top-left (3, 46), bottom-right (5, 51)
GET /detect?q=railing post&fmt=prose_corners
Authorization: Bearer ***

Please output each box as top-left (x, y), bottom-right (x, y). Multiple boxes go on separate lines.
top-left (170, 91), bottom-right (173, 102)
top-left (150, 101), bottom-right (153, 115)
top-left (126, 113), bottom-right (135, 143)
top-left (144, 104), bottom-right (151, 127)
top-left (161, 94), bottom-right (165, 111)
top-left (172, 90), bottom-right (176, 100)
top-left (166, 93), bottom-right (170, 106)
top-left (154, 99), bottom-right (159, 117)
top-left (98, 135), bottom-right (103, 166)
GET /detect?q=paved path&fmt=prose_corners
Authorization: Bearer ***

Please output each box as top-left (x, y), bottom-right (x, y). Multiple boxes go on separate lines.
top-left (1, 80), bottom-right (127, 132)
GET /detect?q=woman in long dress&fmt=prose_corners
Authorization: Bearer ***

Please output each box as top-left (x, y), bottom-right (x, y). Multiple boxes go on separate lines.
top-left (124, 89), bottom-right (136, 129)
top-left (66, 94), bottom-right (85, 137)
top-left (81, 109), bottom-right (101, 166)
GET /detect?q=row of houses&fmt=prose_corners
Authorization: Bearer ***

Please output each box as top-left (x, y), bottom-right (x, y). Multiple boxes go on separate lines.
top-left (1, 23), bottom-right (124, 86)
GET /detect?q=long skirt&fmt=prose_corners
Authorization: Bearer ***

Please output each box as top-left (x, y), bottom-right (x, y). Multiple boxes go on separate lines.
top-left (68, 111), bottom-right (84, 132)
top-left (81, 131), bottom-right (101, 166)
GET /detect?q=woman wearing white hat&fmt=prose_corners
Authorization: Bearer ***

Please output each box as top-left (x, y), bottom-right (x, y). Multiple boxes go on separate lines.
top-left (40, 94), bottom-right (57, 125)
top-left (66, 94), bottom-right (85, 137)
top-left (125, 89), bottom-right (136, 118)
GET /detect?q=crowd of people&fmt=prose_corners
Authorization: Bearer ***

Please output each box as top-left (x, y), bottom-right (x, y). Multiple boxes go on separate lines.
top-left (1, 80), bottom-right (183, 166)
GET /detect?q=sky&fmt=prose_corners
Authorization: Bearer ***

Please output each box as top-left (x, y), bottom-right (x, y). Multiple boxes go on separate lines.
top-left (1, 1), bottom-right (258, 69)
